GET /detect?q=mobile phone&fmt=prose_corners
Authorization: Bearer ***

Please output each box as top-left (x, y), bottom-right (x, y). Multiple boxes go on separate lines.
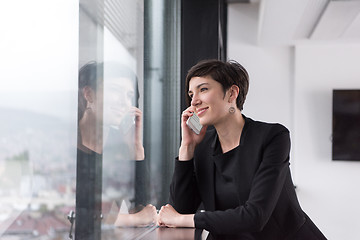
top-left (186, 112), bottom-right (203, 134)
top-left (120, 113), bottom-right (135, 134)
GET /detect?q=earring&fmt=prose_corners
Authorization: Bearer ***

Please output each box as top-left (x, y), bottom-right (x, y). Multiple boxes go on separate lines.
top-left (229, 106), bottom-right (235, 114)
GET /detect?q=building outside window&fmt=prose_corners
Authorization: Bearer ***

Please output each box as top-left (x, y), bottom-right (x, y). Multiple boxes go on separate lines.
top-left (0, 0), bottom-right (180, 239)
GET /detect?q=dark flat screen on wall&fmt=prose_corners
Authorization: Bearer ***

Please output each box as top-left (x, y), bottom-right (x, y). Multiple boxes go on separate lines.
top-left (332, 89), bottom-right (360, 161)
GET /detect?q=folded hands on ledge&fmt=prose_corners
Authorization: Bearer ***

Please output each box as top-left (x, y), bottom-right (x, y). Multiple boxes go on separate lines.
top-left (114, 204), bottom-right (195, 228)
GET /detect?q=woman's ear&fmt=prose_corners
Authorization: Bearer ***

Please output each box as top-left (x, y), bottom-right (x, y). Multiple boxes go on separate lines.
top-left (228, 85), bottom-right (239, 103)
top-left (83, 86), bottom-right (95, 103)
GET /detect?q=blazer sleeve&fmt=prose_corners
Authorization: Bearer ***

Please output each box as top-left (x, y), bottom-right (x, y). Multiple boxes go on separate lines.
top-left (194, 125), bottom-right (291, 235)
top-left (134, 159), bottom-right (150, 207)
top-left (169, 158), bottom-right (202, 214)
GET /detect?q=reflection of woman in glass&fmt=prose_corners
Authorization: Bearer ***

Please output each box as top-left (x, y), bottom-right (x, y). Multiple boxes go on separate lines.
top-left (76, 61), bottom-right (156, 233)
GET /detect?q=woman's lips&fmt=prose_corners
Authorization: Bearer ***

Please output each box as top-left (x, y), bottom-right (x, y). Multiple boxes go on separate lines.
top-left (197, 107), bottom-right (208, 116)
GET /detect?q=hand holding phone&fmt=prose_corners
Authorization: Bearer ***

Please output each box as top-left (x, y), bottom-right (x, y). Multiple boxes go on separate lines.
top-left (120, 113), bottom-right (135, 134)
top-left (186, 112), bottom-right (203, 135)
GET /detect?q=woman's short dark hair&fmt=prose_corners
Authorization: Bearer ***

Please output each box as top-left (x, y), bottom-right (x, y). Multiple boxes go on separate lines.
top-left (78, 61), bottom-right (102, 121)
top-left (185, 59), bottom-right (249, 111)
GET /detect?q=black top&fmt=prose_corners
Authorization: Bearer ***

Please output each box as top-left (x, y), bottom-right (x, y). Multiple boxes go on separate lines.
top-left (214, 147), bottom-right (239, 211)
top-left (75, 128), bottom-right (150, 239)
top-left (75, 147), bottom-right (103, 240)
top-left (169, 115), bottom-right (326, 240)
top-left (104, 128), bottom-right (150, 207)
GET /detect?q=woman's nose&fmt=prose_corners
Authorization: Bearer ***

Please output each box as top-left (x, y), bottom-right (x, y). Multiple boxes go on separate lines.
top-left (191, 94), bottom-right (201, 106)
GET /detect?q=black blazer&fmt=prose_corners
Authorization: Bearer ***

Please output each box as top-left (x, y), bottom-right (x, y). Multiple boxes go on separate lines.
top-left (170, 116), bottom-right (326, 240)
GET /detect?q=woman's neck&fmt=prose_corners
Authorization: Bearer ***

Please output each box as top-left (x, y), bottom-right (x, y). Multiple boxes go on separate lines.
top-left (79, 112), bottom-right (105, 154)
top-left (215, 112), bottom-right (245, 153)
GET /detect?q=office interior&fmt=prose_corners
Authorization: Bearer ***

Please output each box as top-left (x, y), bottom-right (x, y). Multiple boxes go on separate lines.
top-left (0, 0), bottom-right (360, 239)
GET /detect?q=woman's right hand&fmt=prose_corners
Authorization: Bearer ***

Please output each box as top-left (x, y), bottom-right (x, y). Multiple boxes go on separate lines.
top-left (179, 107), bottom-right (207, 161)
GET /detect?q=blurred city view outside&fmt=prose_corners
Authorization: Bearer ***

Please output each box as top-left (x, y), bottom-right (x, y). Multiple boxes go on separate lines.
top-left (0, 0), bottom-right (179, 238)
top-left (0, 109), bottom-right (143, 239)
top-left (0, 0), bottom-right (79, 237)
top-left (0, 108), bottom-right (77, 239)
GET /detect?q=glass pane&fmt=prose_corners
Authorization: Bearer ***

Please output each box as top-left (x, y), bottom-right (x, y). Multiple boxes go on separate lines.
top-left (0, 1), bottom-right (78, 239)
top-left (76, 0), bottom-right (104, 238)
top-left (143, 0), bottom-right (181, 208)
top-left (0, 0), bottom-right (180, 239)
top-left (76, 0), bottom-right (180, 239)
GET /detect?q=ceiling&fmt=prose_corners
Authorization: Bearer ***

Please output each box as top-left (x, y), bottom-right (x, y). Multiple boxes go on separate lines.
top-left (239, 0), bottom-right (360, 45)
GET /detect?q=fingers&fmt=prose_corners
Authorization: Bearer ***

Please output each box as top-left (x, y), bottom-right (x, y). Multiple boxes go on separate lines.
top-left (157, 204), bottom-right (176, 227)
top-left (127, 107), bottom-right (142, 120)
top-left (181, 107), bottom-right (196, 120)
top-left (181, 108), bottom-right (197, 136)
top-left (157, 205), bottom-right (166, 226)
top-left (147, 204), bottom-right (158, 224)
top-left (159, 204), bottom-right (171, 212)
top-left (145, 204), bottom-right (157, 213)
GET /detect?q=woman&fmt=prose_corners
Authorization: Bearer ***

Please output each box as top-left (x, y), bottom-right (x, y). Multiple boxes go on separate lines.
top-left (158, 59), bottom-right (327, 239)
top-left (75, 61), bottom-right (156, 238)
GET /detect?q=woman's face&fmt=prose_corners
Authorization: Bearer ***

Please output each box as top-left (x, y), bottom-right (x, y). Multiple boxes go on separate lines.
top-left (188, 76), bottom-right (230, 126)
top-left (103, 77), bottom-right (135, 126)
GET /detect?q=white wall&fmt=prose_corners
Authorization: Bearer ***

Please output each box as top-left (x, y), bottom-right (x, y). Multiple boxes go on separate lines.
top-left (228, 3), bottom-right (360, 240)
top-left (294, 41), bottom-right (360, 240)
top-left (227, 3), bottom-right (294, 129)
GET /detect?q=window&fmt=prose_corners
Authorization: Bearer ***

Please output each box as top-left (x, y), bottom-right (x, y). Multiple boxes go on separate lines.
top-left (76, 0), bottom-right (181, 238)
top-left (0, 0), bottom-right (180, 239)
top-left (0, 1), bottom-right (78, 239)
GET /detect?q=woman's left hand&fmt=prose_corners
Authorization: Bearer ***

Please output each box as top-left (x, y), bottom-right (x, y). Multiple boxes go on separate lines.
top-left (114, 204), bottom-right (157, 227)
top-left (125, 106), bottom-right (145, 160)
top-left (157, 204), bottom-right (195, 228)
top-left (130, 106), bottom-right (143, 146)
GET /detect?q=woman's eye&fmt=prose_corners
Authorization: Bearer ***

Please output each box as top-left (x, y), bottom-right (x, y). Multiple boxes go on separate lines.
top-left (189, 94), bottom-right (193, 99)
top-left (200, 87), bottom-right (208, 92)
